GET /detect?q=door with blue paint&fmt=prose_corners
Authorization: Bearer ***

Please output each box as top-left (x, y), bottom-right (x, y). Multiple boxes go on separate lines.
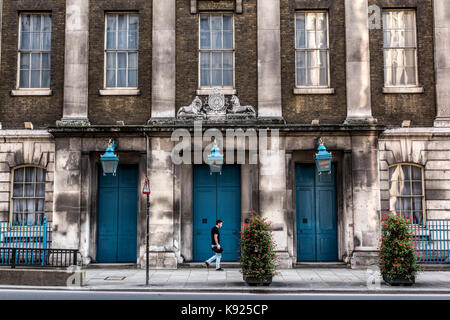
top-left (296, 164), bottom-right (338, 261)
top-left (193, 165), bottom-right (241, 262)
top-left (97, 164), bottom-right (138, 263)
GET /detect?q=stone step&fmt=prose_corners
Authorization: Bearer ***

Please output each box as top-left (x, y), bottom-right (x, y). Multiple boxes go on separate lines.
top-left (178, 262), bottom-right (241, 269)
top-left (294, 262), bottom-right (349, 269)
top-left (86, 263), bottom-right (138, 269)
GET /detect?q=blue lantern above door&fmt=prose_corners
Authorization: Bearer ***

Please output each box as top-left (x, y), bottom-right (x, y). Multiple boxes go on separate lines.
top-left (314, 138), bottom-right (332, 175)
top-left (207, 138), bottom-right (224, 175)
top-left (100, 139), bottom-right (119, 176)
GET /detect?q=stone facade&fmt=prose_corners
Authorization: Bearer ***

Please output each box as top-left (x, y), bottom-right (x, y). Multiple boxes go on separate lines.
top-left (0, 0), bottom-right (449, 270)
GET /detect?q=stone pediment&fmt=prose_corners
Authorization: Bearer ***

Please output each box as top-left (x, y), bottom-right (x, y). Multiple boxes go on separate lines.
top-left (176, 88), bottom-right (256, 122)
top-left (190, 0), bottom-right (243, 14)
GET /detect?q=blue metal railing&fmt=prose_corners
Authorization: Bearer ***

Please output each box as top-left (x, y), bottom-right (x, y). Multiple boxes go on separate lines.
top-left (411, 219), bottom-right (450, 263)
top-left (0, 217), bottom-right (52, 266)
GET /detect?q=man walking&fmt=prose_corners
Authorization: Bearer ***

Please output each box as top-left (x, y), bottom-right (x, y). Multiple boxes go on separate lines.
top-left (205, 220), bottom-right (224, 271)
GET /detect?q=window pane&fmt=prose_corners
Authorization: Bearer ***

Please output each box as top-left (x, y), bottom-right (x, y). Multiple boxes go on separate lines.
top-left (413, 212), bottom-right (423, 224)
top-left (106, 70), bottom-right (116, 87)
top-left (32, 15), bottom-right (41, 32)
top-left (117, 70), bottom-right (126, 87)
top-left (25, 184), bottom-right (34, 197)
top-left (36, 168), bottom-right (45, 182)
top-left (42, 53), bottom-right (50, 69)
top-left (36, 199), bottom-right (44, 212)
top-left (223, 15), bottom-right (233, 31)
top-left (30, 70), bottom-right (41, 88)
top-left (297, 68), bottom-right (306, 86)
top-left (128, 52), bottom-right (137, 69)
top-left (316, 31), bottom-right (327, 49)
top-left (402, 165), bottom-right (411, 181)
top-left (13, 184), bottom-right (23, 197)
top-left (31, 53), bottom-right (41, 69)
top-left (211, 32), bottom-right (222, 50)
top-left (399, 180), bottom-right (411, 195)
top-left (200, 69), bottom-right (210, 87)
top-left (128, 70), bottom-right (137, 87)
top-left (211, 15), bottom-right (222, 31)
top-left (129, 15), bottom-right (138, 31)
top-left (128, 31), bottom-right (138, 49)
top-left (200, 15), bottom-right (210, 31)
top-left (107, 15), bottom-right (116, 32)
top-left (42, 32), bottom-right (51, 50)
top-left (106, 52), bottom-right (116, 69)
top-left (316, 13), bottom-right (327, 31)
top-left (402, 198), bottom-right (411, 211)
top-left (36, 183), bottom-right (45, 197)
top-left (200, 52), bottom-right (210, 69)
top-left (107, 32), bottom-right (116, 49)
top-left (296, 30), bottom-right (305, 49)
top-left (223, 52), bottom-right (233, 69)
top-left (319, 68), bottom-right (328, 86)
top-left (296, 13), bottom-right (305, 30)
top-left (20, 71), bottom-right (30, 88)
top-left (412, 182), bottom-right (422, 195)
top-left (296, 51), bottom-right (306, 68)
top-left (20, 32), bottom-right (31, 50)
top-left (14, 168), bottom-right (24, 182)
top-left (118, 52), bottom-right (127, 68)
top-left (25, 167), bottom-right (35, 183)
top-left (21, 15), bottom-right (31, 32)
top-left (212, 70), bottom-right (222, 86)
top-left (118, 14), bottom-right (127, 31)
top-left (42, 70), bottom-right (50, 88)
top-left (43, 15), bottom-right (52, 32)
top-left (212, 52), bottom-right (222, 69)
top-left (405, 67), bottom-right (416, 85)
top-left (31, 33), bottom-right (41, 50)
top-left (118, 31), bottom-right (127, 49)
top-left (223, 70), bottom-right (233, 87)
top-left (200, 32), bottom-right (210, 49)
top-left (412, 166), bottom-right (422, 180)
top-left (223, 32), bottom-right (233, 49)
top-left (306, 31), bottom-right (316, 48)
top-left (20, 53), bottom-right (30, 69)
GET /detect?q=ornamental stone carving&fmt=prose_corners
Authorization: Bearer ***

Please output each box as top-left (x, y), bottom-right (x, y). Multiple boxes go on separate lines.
top-left (176, 89), bottom-right (256, 122)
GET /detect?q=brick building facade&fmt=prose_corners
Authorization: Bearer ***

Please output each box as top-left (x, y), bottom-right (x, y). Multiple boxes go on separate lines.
top-left (0, 0), bottom-right (449, 269)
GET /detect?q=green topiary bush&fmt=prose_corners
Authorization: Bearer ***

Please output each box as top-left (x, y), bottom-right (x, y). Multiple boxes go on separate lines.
top-left (240, 213), bottom-right (278, 279)
top-left (379, 213), bottom-right (422, 280)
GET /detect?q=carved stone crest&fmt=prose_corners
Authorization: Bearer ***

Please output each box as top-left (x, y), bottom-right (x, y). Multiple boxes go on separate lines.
top-left (177, 89), bottom-right (256, 122)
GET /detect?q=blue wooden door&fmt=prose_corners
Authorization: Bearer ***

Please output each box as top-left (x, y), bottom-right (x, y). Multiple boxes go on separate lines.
top-left (296, 164), bottom-right (338, 261)
top-left (97, 164), bottom-right (138, 263)
top-left (193, 165), bottom-right (241, 262)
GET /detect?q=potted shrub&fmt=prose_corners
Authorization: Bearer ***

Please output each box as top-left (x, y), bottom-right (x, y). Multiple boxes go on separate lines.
top-left (379, 213), bottom-right (422, 286)
top-left (240, 213), bottom-right (278, 286)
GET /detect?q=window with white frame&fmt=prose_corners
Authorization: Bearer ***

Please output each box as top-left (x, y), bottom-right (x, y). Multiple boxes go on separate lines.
top-left (389, 164), bottom-right (425, 224)
top-left (18, 13), bottom-right (52, 89)
top-left (105, 13), bottom-right (138, 88)
top-left (199, 13), bottom-right (234, 88)
top-left (383, 10), bottom-right (418, 87)
top-left (295, 12), bottom-right (329, 87)
top-left (10, 166), bottom-right (46, 225)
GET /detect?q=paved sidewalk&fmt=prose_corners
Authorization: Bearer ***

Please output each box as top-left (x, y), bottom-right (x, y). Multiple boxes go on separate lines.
top-left (74, 268), bottom-right (450, 294)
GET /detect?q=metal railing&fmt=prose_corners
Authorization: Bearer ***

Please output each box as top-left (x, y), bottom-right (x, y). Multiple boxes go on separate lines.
top-left (0, 217), bottom-right (52, 250)
top-left (410, 219), bottom-right (450, 263)
top-left (0, 248), bottom-right (78, 268)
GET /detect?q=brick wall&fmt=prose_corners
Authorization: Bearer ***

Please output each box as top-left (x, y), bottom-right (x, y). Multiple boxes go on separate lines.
top-left (369, 0), bottom-right (436, 127)
top-left (175, 0), bottom-right (257, 113)
top-left (88, 0), bottom-right (152, 125)
top-left (281, 0), bottom-right (347, 124)
top-left (0, 0), bottom-right (65, 129)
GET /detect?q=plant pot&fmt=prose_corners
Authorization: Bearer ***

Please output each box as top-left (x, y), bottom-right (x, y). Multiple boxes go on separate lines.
top-left (383, 275), bottom-right (415, 286)
top-left (243, 275), bottom-right (272, 286)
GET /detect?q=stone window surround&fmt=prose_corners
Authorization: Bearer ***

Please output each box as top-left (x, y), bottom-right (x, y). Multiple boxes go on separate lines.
top-left (98, 88), bottom-right (141, 96)
top-left (11, 89), bottom-right (52, 96)
top-left (382, 86), bottom-right (424, 94)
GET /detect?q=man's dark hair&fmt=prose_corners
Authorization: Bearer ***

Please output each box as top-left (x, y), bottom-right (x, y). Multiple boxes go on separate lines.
top-left (216, 219), bottom-right (223, 225)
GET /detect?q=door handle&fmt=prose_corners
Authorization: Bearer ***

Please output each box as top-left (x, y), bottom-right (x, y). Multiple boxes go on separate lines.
top-left (232, 231), bottom-right (237, 235)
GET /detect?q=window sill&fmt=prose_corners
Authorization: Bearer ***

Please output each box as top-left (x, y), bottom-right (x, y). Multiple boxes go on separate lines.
top-left (383, 87), bottom-right (424, 94)
top-left (11, 89), bottom-right (52, 96)
top-left (196, 88), bottom-right (237, 95)
top-left (293, 88), bottom-right (335, 95)
top-left (99, 89), bottom-right (141, 96)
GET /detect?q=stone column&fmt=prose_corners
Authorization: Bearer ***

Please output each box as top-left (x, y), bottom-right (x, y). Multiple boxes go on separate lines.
top-left (52, 138), bottom-right (82, 250)
top-left (150, 0), bottom-right (176, 122)
top-left (257, 0), bottom-right (283, 120)
top-left (433, 0), bottom-right (450, 127)
top-left (258, 137), bottom-right (291, 268)
top-left (350, 134), bottom-right (380, 268)
top-left (147, 137), bottom-right (177, 268)
top-left (58, 0), bottom-right (90, 126)
top-left (344, 0), bottom-right (376, 124)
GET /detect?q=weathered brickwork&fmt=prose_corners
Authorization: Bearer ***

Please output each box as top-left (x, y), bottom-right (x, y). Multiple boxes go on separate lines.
top-left (368, 0), bottom-right (436, 126)
top-left (175, 0), bottom-right (257, 113)
top-left (281, 0), bottom-right (347, 124)
top-left (88, 0), bottom-right (152, 125)
top-left (0, 0), bottom-right (65, 129)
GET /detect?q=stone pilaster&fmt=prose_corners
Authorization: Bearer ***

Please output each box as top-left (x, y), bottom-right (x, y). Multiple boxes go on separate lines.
top-left (350, 134), bottom-right (380, 268)
top-left (52, 138), bottom-right (82, 251)
top-left (147, 137), bottom-right (177, 269)
top-left (344, 0), bottom-right (376, 124)
top-left (258, 137), bottom-right (291, 268)
top-left (150, 0), bottom-right (176, 121)
top-left (58, 0), bottom-right (90, 126)
top-left (257, 0), bottom-right (283, 120)
top-left (433, 0), bottom-right (450, 127)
